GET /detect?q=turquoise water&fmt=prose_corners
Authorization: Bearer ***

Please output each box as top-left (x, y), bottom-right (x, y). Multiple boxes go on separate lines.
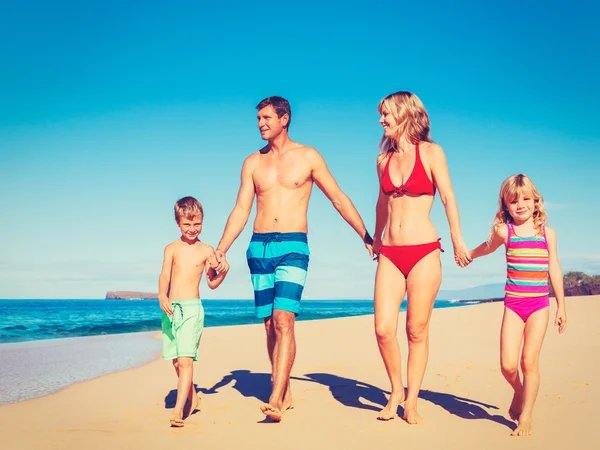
top-left (0, 298), bottom-right (471, 404)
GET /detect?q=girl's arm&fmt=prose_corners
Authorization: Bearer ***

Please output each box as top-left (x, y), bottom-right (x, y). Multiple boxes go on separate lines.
top-left (428, 144), bottom-right (471, 267)
top-left (206, 251), bottom-right (227, 290)
top-left (469, 225), bottom-right (507, 260)
top-left (546, 227), bottom-right (567, 333)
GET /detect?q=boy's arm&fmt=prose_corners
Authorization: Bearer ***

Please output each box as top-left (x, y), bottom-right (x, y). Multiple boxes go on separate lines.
top-left (215, 155), bottom-right (257, 269)
top-left (547, 227), bottom-right (567, 333)
top-left (206, 251), bottom-right (227, 290)
top-left (469, 225), bottom-right (507, 260)
top-left (310, 148), bottom-right (373, 256)
top-left (158, 244), bottom-right (174, 316)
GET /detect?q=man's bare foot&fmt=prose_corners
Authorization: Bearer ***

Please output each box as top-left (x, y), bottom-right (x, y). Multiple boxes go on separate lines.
top-left (403, 407), bottom-right (424, 425)
top-left (282, 390), bottom-right (294, 412)
top-left (378, 392), bottom-right (405, 421)
top-left (169, 412), bottom-right (184, 428)
top-left (511, 417), bottom-right (532, 436)
top-left (260, 403), bottom-right (283, 422)
top-left (508, 393), bottom-right (522, 421)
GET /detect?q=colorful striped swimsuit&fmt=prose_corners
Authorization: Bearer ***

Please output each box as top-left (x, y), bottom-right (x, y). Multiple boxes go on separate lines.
top-left (504, 223), bottom-right (550, 322)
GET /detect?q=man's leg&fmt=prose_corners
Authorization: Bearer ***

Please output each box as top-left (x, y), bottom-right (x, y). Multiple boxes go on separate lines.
top-left (263, 316), bottom-right (293, 410)
top-left (263, 310), bottom-right (296, 421)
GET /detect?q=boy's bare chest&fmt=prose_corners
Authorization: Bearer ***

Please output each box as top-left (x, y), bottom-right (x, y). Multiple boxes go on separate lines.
top-left (172, 247), bottom-right (205, 271)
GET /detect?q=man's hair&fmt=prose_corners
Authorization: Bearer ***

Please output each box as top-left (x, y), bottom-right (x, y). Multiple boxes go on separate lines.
top-left (256, 96), bottom-right (292, 129)
top-left (174, 196), bottom-right (204, 223)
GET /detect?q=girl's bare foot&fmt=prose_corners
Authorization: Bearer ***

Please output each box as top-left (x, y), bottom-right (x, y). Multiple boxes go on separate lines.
top-left (282, 389), bottom-right (294, 412)
top-left (260, 403), bottom-right (283, 422)
top-left (511, 415), bottom-right (532, 436)
top-left (378, 391), bottom-right (405, 420)
top-left (508, 393), bottom-right (522, 421)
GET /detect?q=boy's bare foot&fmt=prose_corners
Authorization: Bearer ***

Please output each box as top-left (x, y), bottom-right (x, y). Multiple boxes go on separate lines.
top-left (511, 417), bottom-right (532, 436)
top-left (260, 403), bottom-right (283, 422)
top-left (185, 392), bottom-right (200, 417)
top-left (508, 393), bottom-right (522, 421)
top-left (378, 391), bottom-right (405, 420)
top-left (169, 412), bottom-right (184, 428)
top-left (403, 407), bottom-right (424, 425)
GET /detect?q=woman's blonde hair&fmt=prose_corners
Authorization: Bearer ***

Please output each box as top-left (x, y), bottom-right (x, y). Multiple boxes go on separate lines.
top-left (490, 174), bottom-right (547, 240)
top-left (378, 91), bottom-right (432, 153)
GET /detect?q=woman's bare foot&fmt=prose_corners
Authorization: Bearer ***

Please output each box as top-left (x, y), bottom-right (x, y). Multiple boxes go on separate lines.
top-left (260, 403), bottom-right (283, 422)
top-left (403, 407), bottom-right (424, 425)
top-left (378, 391), bottom-right (405, 420)
top-left (508, 393), bottom-right (522, 421)
top-left (169, 411), bottom-right (184, 428)
top-left (511, 416), bottom-right (532, 436)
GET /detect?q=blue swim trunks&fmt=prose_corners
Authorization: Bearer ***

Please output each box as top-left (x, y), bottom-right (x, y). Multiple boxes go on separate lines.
top-left (246, 232), bottom-right (310, 319)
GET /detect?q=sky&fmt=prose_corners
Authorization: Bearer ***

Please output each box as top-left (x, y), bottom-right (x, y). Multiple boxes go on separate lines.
top-left (1, 0), bottom-right (599, 299)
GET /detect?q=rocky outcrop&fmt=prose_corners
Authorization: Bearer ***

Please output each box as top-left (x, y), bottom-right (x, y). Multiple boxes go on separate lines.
top-left (105, 291), bottom-right (158, 300)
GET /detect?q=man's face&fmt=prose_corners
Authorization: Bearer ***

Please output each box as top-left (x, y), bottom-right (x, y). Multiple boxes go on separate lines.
top-left (257, 105), bottom-right (288, 141)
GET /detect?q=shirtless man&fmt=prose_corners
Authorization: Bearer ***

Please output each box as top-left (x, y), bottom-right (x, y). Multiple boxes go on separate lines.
top-left (214, 96), bottom-right (373, 421)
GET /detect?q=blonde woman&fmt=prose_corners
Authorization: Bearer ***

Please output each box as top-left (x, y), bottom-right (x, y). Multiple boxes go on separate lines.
top-left (468, 174), bottom-right (566, 436)
top-left (373, 91), bottom-right (471, 423)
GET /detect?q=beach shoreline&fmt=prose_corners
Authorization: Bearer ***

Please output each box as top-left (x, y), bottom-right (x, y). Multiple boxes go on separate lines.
top-left (0, 296), bottom-right (597, 449)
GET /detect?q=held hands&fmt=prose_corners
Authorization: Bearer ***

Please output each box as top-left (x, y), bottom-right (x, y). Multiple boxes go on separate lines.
top-left (207, 254), bottom-right (219, 269)
top-left (364, 232), bottom-right (374, 259)
top-left (159, 294), bottom-right (173, 316)
top-left (372, 237), bottom-right (382, 261)
top-left (555, 307), bottom-right (567, 334)
top-left (214, 249), bottom-right (230, 274)
top-left (453, 240), bottom-right (473, 268)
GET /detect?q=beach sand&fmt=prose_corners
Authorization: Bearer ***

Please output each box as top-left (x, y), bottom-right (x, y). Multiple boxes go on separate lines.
top-left (0, 295), bottom-right (596, 450)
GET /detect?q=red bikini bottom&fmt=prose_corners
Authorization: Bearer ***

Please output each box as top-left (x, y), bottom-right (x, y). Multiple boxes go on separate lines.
top-left (379, 239), bottom-right (443, 277)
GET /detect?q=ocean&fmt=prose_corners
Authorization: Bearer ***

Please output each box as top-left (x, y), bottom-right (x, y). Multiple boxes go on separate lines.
top-left (0, 298), bottom-right (472, 404)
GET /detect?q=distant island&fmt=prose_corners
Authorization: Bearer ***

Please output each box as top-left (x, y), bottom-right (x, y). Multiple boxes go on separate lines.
top-left (106, 291), bottom-right (157, 300)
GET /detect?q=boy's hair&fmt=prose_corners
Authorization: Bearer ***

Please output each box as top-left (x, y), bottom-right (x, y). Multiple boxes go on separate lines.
top-left (489, 174), bottom-right (547, 242)
top-left (256, 96), bottom-right (292, 129)
top-left (174, 196), bottom-right (204, 223)
top-left (378, 91), bottom-right (433, 153)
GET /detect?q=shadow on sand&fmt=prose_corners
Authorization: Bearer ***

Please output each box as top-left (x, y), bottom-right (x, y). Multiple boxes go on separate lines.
top-left (186, 369), bottom-right (514, 429)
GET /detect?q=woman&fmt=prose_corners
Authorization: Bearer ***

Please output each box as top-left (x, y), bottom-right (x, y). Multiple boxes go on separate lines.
top-left (372, 91), bottom-right (471, 424)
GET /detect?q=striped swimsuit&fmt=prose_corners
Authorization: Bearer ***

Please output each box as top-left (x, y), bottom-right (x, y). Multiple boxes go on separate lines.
top-left (504, 223), bottom-right (550, 322)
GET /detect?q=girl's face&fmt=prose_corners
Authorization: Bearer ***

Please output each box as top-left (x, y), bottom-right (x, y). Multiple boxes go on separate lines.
top-left (506, 192), bottom-right (536, 224)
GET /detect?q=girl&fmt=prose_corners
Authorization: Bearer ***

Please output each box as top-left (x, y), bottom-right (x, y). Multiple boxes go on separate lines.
top-left (468, 174), bottom-right (567, 436)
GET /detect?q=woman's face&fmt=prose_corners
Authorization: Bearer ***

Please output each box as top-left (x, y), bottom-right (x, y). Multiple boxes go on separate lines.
top-left (379, 105), bottom-right (400, 138)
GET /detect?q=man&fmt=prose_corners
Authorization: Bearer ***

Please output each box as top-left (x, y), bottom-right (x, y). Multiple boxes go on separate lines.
top-left (215, 96), bottom-right (373, 421)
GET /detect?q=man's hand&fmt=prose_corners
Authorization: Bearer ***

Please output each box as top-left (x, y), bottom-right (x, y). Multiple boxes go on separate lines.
top-left (159, 295), bottom-right (173, 316)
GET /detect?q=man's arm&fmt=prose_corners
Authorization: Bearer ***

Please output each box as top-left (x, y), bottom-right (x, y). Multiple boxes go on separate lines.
top-left (158, 244), bottom-right (174, 316)
top-left (215, 155), bottom-right (256, 266)
top-left (310, 148), bottom-right (373, 255)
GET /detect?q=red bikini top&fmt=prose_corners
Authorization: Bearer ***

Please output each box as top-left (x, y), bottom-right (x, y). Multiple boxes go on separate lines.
top-left (380, 143), bottom-right (436, 197)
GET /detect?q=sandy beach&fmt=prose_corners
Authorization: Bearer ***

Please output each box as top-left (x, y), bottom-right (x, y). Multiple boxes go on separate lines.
top-left (0, 295), bottom-right (596, 450)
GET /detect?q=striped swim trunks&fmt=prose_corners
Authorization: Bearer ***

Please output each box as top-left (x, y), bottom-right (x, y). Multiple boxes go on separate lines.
top-left (246, 232), bottom-right (310, 319)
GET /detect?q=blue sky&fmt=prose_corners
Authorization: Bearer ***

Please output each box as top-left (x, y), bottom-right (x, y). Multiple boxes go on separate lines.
top-left (1, 1), bottom-right (598, 299)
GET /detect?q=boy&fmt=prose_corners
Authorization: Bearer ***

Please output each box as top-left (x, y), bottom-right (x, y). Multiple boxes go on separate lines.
top-left (158, 196), bottom-right (227, 427)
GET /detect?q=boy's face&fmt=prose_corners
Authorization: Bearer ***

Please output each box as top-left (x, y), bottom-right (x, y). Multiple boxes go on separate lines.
top-left (177, 215), bottom-right (203, 241)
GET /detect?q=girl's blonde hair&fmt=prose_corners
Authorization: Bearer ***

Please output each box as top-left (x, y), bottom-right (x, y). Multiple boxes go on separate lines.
top-left (490, 174), bottom-right (547, 240)
top-left (378, 91), bottom-right (432, 153)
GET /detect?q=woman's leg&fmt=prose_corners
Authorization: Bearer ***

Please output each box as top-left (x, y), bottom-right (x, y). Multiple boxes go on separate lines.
top-left (374, 254), bottom-right (407, 420)
top-left (403, 250), bottom-right (441, 424)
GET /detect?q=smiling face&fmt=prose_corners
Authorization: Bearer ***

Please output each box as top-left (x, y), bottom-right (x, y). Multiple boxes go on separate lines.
top-left (379, 104), bottom-right (400, 138)
top-left (177, 215), bottom-right (203, 242)
top-left (506, 192), bottom-right (536, 224)
top-left (257, 105), bottom-right (288, 141)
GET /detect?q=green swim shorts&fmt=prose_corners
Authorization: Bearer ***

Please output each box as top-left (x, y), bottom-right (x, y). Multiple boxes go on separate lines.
top-left (161, 299), bottom-right (204, 361)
